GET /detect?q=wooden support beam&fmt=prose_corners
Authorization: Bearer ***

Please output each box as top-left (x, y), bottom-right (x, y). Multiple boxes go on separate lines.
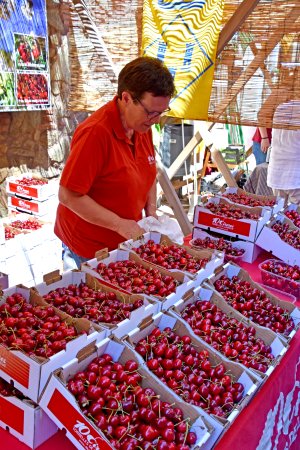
top-left (217, 0), bottom-right (260, 55)
top-left (166, 131), bottom-right (202, 180)
top-left (156, 159), bottom-right (192, 236)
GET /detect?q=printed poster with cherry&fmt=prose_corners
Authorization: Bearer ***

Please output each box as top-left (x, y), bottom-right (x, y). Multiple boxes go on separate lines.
top-left (0, 0), bottom-right (50, 111)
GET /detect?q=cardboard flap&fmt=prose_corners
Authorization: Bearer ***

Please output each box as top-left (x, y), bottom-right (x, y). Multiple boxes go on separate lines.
top-left (76, 341), bottom-right (98, 363)
top-left (94, 248), bottom-right (109, 260)
top-left (43, 270), bottom-right (62, 285)
top-left (182, 288), bottom-right (195, 302)
top-left (138, 315), bottom-right (154, 330)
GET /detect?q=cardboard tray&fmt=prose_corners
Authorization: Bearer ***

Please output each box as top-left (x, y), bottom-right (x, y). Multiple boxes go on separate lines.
top-left (120, 231), bottom-right (224, 283)
top-left (124, 311), bottom-right (259, 449)
top-left (33, 269), bottom-right (159, 339)
top-left (207, 263), bottom-right (300, 342)
top-left (218, 187), bottom-right (284, 215)
top-left (171, 284), bottom-right (288, 379)
top-left (255, 213), bottom-right (300, 266)
top-left (39, 337), bottom-right (213, 450)
top-left (0, 285), bottom-right (100, 403)
top-left (82, 248), bottom-right (196, 311)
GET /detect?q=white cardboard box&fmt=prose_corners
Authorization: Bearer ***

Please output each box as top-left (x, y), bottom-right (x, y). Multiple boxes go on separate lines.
top-left (82, 248), bottom-right (196, 311)
top-left (34, 270), bottom-right (159, 339)
top-left (0, 285), bottom-right (101, 403)
top-left (218, 187), bottom-right (284, 215)
top-left (0, 392), bottom-right (57, 448)
top-left (256, 214), bottom-right (300, 266)
top-left (193, 197), bottom-right (271, 242)
top-left (6, 173), bottom-right (58, 201)
top-left (125, 311), bottom-right (259, 450)
top-left (207, 262), bottom-right (300, 342)
top-left (120, 231), bottom-right (224, 283)
top-left (39, 338), bottom-right (212, 450)
top-left (192, 227), bottom-right (262, 264)
top-left (171, 284), bottom-right (288, 379)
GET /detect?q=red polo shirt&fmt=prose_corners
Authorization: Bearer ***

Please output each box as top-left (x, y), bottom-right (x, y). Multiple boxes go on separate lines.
top-left (55, 96), bottom-right (156, 258)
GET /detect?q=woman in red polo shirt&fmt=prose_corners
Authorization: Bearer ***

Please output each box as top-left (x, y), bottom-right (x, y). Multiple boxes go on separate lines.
top-left (55, 56), bottom-right (175, 269)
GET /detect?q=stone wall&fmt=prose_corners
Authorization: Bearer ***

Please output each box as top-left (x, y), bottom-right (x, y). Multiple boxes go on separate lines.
top-left (0, 0), bottom-right (88, 216)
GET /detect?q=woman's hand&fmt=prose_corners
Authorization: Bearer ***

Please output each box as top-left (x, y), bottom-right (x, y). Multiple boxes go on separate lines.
top-left (116, 218), bottom-right (145, 240)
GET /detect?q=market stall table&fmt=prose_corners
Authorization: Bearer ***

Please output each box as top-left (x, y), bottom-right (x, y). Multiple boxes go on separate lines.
top-left (0, 252), bottom-right (299, 450)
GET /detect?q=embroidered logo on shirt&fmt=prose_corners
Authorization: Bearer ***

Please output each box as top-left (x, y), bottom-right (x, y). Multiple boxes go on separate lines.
top-left (148, 155), bottom-right (156, 165)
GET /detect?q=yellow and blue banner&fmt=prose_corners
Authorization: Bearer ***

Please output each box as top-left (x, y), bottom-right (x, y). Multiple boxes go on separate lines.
top-left (142, 0), bottom-right (224, 120)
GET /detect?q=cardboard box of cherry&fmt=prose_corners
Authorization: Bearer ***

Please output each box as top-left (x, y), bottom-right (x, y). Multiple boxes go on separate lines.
top-left (190, 228), bottom-right (262, 264)
top-left (171, 284), bottom-right (287, 379)
top-left (120, 231), bottom-right (224, 283)
top-left (124, 310), bottom-right (259, 449)
top-left (217, 187), bottom-right (284, 215)
top-left (39, 337), bottom-right (212, 450)
top-left (207, 263), bottom-right (300, 342)
top-left (82, 248), bottom-right (195, 311)
top-left (6, 173), bottom-right (57, 202)
top-left (193, 197), bottom-right (271, 242)
top-left (0, 284), bottom-right (100, 403)
top-left (255, 213), bottom-right (300, 265)
top-left (32, 269), bottom-right (159, 339)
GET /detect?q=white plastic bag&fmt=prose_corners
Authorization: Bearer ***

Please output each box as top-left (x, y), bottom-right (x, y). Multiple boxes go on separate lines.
top-left (138, 214), bottom-right (184, 244)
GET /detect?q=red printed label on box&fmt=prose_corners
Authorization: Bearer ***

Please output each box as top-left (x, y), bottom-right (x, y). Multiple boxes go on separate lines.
top-left (47, 388), bottom-right (112, 450)
top-left (0, 396), bottom-right (24, 434)
top-left (9, 182), bottom-right (38, 198)
top-left (0, 347), bottom-right (30, 388)
top-left (198, 211), bottom-right (251, 237)
top-left (10, 196), bottom-right (39, 213)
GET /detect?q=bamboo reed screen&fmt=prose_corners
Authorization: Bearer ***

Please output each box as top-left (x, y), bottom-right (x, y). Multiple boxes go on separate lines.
top-left (68, 0), bottom-right (300, 129)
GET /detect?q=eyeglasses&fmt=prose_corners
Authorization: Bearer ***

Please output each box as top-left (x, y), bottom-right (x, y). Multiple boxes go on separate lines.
top-left (134, 97), bottom-right (171, 119)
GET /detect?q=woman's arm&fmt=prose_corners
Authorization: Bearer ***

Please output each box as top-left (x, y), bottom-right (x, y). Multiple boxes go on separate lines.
top-left (258, 127), bottom-right (270, 152)
top-left (59, 186), bottom-right (145, 240)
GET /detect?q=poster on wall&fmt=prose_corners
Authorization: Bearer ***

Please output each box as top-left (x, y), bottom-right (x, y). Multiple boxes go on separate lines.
top-left (0, 0), bottom-right (51, 112)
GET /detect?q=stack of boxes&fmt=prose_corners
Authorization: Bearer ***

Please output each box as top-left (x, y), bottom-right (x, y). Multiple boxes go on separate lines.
top-left (192, 187), bottom-right (284, 263)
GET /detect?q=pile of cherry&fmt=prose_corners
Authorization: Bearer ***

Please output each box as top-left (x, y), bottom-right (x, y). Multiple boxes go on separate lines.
top-left (271, 221), bottom-right (300, 249)
top-left (67, 353), bottom-right (197, 450)
top-left (205, 203), bottom-right (259, 220)
top-left (223, 193), bottom-right (275, 208)
top-left (180, 300), bottom-right (274, 373)
top-left (42, 282), bottom-right (143, 324)
top-left (135, 326), bottom-right (244, 417)
top-left (0, 292), bottom-right (80, 357)
top-left (191, 237), bottom-right (245, 261)
top-left (15, 177), bottom-right (47, 186)
top-left (10, 218), bottom-right (42, 231)
top-left (4, 226), bottom-right (18, 240)
top-left (132, 240), bottom-right (208, 274)
top-left (260, 260), bottom-right (300, 297)
top-left (214, 275), bottom-right (295, 335)
top-left (0, 377), bottom-right (25, 399)
top-left (284, 209), bottom-right (300, 228)
top-left (96, 260), bottom-right (180, 297)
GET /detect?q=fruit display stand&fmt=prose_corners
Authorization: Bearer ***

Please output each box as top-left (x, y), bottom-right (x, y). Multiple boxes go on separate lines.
top-left (0, 250), bottom-right (300, 450)
top-left (217, 187), bottom-right (284, 215)
top-left (82, 248), bottom-right (196, 311)
top-left (39, 337), bottom-right (212, 450)
top-left (32, 270), bottom-right (159, 339)
top-left (255, 213), bottom-right (300, 266)
top-left (193, 197), bottom-right (271, 242)
top-left (124, 311), bottom-right (259, 449)
top-left (191, 228), bottom-right (262, 264)
top-left (120, 231), bottom-right (224, 283)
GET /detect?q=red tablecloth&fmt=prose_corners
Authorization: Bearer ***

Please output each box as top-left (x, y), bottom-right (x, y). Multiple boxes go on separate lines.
top-left (1, 250), bottom-right (299, 450)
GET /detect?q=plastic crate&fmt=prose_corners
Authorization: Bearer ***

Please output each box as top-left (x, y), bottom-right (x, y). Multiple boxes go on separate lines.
top-left (259, 259), bottom-right (300, 300)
